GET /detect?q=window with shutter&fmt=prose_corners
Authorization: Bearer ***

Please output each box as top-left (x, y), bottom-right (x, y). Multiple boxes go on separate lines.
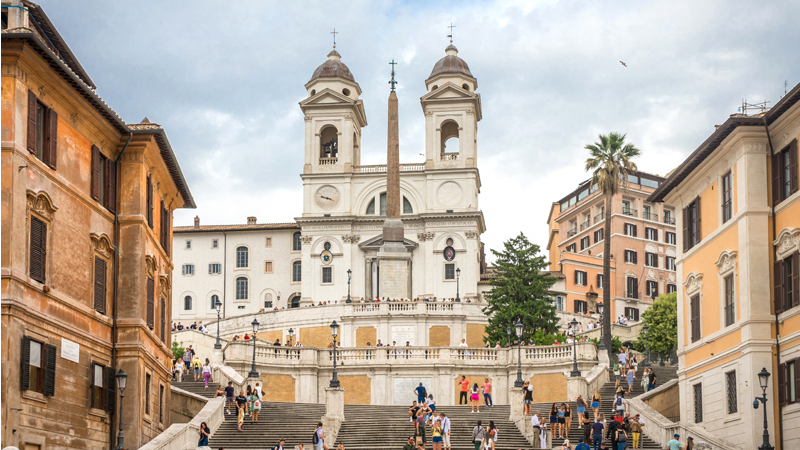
top-left (691, 295), bottom-right (701, 342)
top-left (91, 363), bottom-right (106, 410)
top-left (145, 373), bottom-right (151, 415)
top-left (27, 90), bottom-right (38, 154)
top-left (779, 362), bottom-right (787, 406)
top-left (91, 145), bottom-right (101, 200)
top-left (597, 273), bottom-right (604, 289)
top-left (20, 336), bottom-right (31, 390)
top-left (159, 384), bottom-right (165, 423)
top-left (105, 367), bottom-right (116, 413)
top-left (29, 216), bottom-right (47, 283)
top-left (775, 259), bottom-right (785, 314)
top-left (94, 256), bottom-right (107, 314)
top-left (146, 175), bottom-right (153, 228)
top-left (47, 108), bottom-right (57, 169)
top-left (146, 277), bottom-right (155, 329)
top-left (43, 343), bottom-right (56, 396)
top-left (106, 158), bottom-right (116, 213)
top-left (160, 298), bottom-right (166, 343)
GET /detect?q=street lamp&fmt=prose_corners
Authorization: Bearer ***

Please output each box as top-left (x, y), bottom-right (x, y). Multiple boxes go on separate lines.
top-left (214, 299), bottom-right (223, 349)
top-left (455, 267), bottom-right (461, 302)
top-left (248, 318), bottom-right (259, 378)
top-left (506, 326), bottom-right (513, 348)
top-left (329, 320), bottom-right (340, 388)
top-left (346, 269), bottom-right (352, 303)
top-left (114, 369), bottom-right (127, 450)
top-left (288, 328), bottom-right (295, 346)
top-left (514, 321), bottom-right (524, 387)
top-left (641, 323), bottom-right (650, 367)
top-left (570, 318), bottom-right (580, 377)
top-left (597, 302), bottom-right (606, 350)
top-left (753, 367), bottom-right (774, 450)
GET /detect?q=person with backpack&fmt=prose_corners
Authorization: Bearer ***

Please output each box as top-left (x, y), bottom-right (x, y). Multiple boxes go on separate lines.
top-left (613, 363), bottom-right (621, 390)
top-left (271, 438), bottom-right (286, 450)
top-left (613, 393), bottom-right (626, 417)
top-left (313, 422), bottom-right (328, 450)
top-left (414, 409), bottom-right (427, 449)
top-left (471, 420), bottom-right (485, 450)
top-left (415, 383), bottom-right (427, 405)
top-left (192, 355), bottom-right (202, 381)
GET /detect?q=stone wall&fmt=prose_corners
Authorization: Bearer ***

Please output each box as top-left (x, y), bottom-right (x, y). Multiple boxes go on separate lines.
top-left (429, 326), bottom-right (451, 347)
top-left (466, 323), bottom-right (488, 347)
top-left (170, 386), bottom-right (208, 424)
top-left (531, 372), bottom-right (568, 404)
top-left (300, 325), bottom-right (335, 348)
top-left (643, 379), bottom-right (679, 419)
top-left (260, 374), bottom-right (296, 402)
top-left (355, 327), bottom-right (377, 347)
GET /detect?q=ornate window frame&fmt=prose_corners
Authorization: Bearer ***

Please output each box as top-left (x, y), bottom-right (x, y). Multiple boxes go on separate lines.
top-left (774, 227), bottom-right (800, 261)
top-left (684, 272), bottom-right (704, 343)
top-left (26, 190), bottom-right (58, 285)
top-left (90, 233), bottom-right (115, 315)
top-left (715, 250), bottom-right (737, 328)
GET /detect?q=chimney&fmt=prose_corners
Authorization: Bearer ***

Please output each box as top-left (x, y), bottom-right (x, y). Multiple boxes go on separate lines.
top-left (194, 216), bottom-right (200, 229)
top-left (247, 216), bottom-right (257, 225)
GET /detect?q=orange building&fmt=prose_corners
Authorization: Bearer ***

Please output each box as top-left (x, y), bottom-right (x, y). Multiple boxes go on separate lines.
top-left (547, 172), bottom-right (678, 321)
top-left (1, 2), bottom-right (194, 449)
top-left (648, 82), bottom-right (800, 449)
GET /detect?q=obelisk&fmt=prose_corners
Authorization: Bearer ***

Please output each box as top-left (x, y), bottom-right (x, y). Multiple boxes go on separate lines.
top-left (378, 61), bottom-right (411, 299)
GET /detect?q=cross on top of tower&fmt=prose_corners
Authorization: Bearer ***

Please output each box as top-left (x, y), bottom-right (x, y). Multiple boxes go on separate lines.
top-left (331, 28), bottom-right (338, 48)
top-left (447, 23), bottom-right (456, 43)
top-left (389, 59), bottom-right (398, 92)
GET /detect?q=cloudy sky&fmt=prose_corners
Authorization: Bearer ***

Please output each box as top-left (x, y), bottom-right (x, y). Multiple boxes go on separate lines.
top-left (40, 0), bottom-right (799, 261)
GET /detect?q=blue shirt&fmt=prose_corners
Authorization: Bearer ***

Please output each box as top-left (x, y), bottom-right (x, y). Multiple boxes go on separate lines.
top-left (415, 386), bottom-right (425, 397)
top-left (575, 444), bottom-right (591, 450)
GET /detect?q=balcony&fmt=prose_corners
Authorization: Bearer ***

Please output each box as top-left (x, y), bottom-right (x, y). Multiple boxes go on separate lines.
top-left (319, 157), bottom-right (338, 165)
top-left (579, 220), bottom-right (590, 231)
top-left (627, 290), bottom-right (640, 299)
top-left (622, 208), bottom-right (637, 217)
top-left (441, 152), bottom-right (459, 161)
top-left (663, 216), bottom-right (676, 225)
top-left (353, 163), bottom-right (425, 173)
top-left (643, 212), bottom-right (658, 222)
top-left (567, 228), bottom-right (578, 237)
top-left (594, 212), bottom-right (604, 223)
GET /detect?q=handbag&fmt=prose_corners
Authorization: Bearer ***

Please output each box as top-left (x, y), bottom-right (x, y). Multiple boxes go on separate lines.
top-left (416, 436), bottom-right (423, 445)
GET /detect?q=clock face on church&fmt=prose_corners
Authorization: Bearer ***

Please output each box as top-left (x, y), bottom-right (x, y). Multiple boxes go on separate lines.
top-left (315, 186), bottom-right (340, 211)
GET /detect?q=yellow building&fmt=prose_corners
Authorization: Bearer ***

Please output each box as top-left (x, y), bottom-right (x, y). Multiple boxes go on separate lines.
top-left (649, 82), bottom-right (800, 450)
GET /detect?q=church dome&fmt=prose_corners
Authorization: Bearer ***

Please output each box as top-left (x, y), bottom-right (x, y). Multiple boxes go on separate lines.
top-left (310, 47), bottom-right (356, 83)
top-left (428, 43), bottom-right (473, 79)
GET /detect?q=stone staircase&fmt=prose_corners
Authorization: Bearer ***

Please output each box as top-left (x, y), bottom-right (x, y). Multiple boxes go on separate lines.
top-left (172, 377), bottom-right (219, 399)
top-left (337, 404), bottom-right (530, 450)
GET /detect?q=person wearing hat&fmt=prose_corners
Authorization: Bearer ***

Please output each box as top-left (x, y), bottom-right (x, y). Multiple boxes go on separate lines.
top-left (668, 433), bottom-right (683, 450)
top-left (574, 437), bottom-right (591, 450)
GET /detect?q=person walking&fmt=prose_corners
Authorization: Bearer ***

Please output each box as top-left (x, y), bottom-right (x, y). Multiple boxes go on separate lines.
top-left (202, 359), bottom-right (212, 388)
top-left (640, 369), bottom-right (650, 393)
top-left (313, 422), bottom-right (328, 450)
top-left (471, 420), bottom-right (485, 450)
top-left (198, 421), bottom-right (210, 447)
top-left (245, 385), bottom-right (254, 417)
top-left (531, 412), bottom-right (542, 446)
top-left (249, 389), bottom-right (261, 422)
top-left (235, 391), bottom-right (247, 431)
top-left (483, 421), bottom-right (496, 450)
top-left (459, 376), bottom-right (470, 405)
top-left (192, 355), bottom-right (202, 381)
top-left (523, 381), bottom-right (534, 416)
top-left (591, 415), bottom-right (605, 450)
top-left (175, 358), bottom-right (184, 382)
top-left (647, 369), bottom-right (657, 391)
top-left (470, 383), bottom-right (481, 413)
top-left (667, 434), bottom-right (684, 450)
top-left (414, 409), bottom-right (426, 449)
top-left (626, 367), bottom-right (635, 395)
top-left (440, 413), bottom-right (451, 450)
top-left (427, 394), bottom-right (437, 415)
top-left (481, 378), bottom-right (493, 407)
top-left (431, 420), bottom-right (443, 450)
top-left (560, 438), bottom-right (572, 450)
top-left (613, 393), bottom-right (626, 417)
top-left (255, 382), bottom-right (263, 400)
top-left (616, 426), bottom-right (628, 450)
top-left (581, 412), bottom-right (592, 444)
top-left (224, 382), bottom-right (235, 415)
top-left (539, 418), bottom-right (549, 449)
top-left (574, 437), bottom-right (591, 450)
top-left (574, 395), bottom-right (588, 427)
top-left (613, 363), bottom-right (621, 390)
top-left (591, 390), bottom-right (602, 421)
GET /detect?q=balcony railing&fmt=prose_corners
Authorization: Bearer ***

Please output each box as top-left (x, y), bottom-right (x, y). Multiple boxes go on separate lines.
top-left (567, 228), bottom-right (578, 237)
top-left (594, 212), bottom-right (604, 223)
top-left (643, 212), bottom-right (658, 222)
top-left (441, 152), bottom-right (459, 161)
top-left (579, 220), bottom-right (590, 231)
top-left (622, 208), bottom-right (637, 217)
top-left (319, 157), bottom-right (338, 165)
top-left (353, 163), bottom-right (425, 173)
top-left (663, 216), bottom-right (676, 225)
top-left (627, 290), bottom-right (640, 299)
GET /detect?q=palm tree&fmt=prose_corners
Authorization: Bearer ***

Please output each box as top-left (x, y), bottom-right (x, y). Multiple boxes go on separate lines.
top-left (585, 132), bottom-right (641, 362)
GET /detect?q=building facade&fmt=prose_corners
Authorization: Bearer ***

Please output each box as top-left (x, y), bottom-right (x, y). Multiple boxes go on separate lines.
top-left (648, 82), bottom-right (800, 450)
top-left (546, 173), bottom-right (678, 321)
top-left (172, 43), bottom-right (490, 324)
top-left (1, 2), bottom-right (194, 449)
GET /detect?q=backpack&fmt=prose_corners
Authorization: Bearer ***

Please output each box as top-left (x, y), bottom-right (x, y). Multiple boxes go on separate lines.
top-left (312, 430), bottom-right (320, 444)
top-left (615, 397), bottom-right (624, 407)
top-left (420, 387), bottom-right (427, 398)
top-left (614, 363), bottom-right (620, 371)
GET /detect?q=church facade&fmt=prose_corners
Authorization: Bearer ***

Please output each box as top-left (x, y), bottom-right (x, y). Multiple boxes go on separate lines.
top-left (172, 43), bottom-right (488, 321)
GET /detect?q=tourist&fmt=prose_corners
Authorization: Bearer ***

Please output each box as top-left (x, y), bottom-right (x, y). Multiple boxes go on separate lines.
top-left (470, 383), bottom-right (481, 413)
top-left (483, 421), bottom-right (496, 449)
top-left (202, 358), bottom-right (212, 388)
top-left (531, 412), bottom-right (542, 444)
top-left (271, 438), bottom-right (286, 450)
top-left (481, 378), bottom-right (493, 407)
top-left (564, 402), bottom-right (573, 436)
top-left (235, 391), bottom-right (247, 431)
top-left (254, 382), bottom-right (263, 399)
top-left (224, 382), bottom-right (235, 415)
top-left (574, 395), bottom-right (588, 426)
top-left (668, 434), bottom-right (684, 450)
top-left (522, 381), bottom-right (534, 416)
top-left (414, 409), bottom-right (426, 448)
top-left (616, 424), bottom-right (628, 450)
top-left (213, 385), bottom-right (225, 399)
top-left (539, 419), bottom-right (549, 449)
top-left (174, 358), bottom-right (184, 382)
top-left (440, 412), bottom-right (451, 450)
top-left (626, 366), bottom-right (635, 395)
top-left (403, 436), bottom-right (416, 450)
top-left (581, 412), bottom-right (592, 444)
top-left (614, 393), bottom-right (626, 417)
top-left (606, 412), bottom-right (620, 450)
top-left (591, 415), bottom-right (605, 450)
top-left (561, 438), bottom-right (572, 450)
top-left (249, 388), bottom-right (261, 422)
top-left (647, 369), bottom-right (656, 391)
top-left (415, 382), bottom-right (427, 405)
top-left (246, 385), bottom-right (254, 416)
top-left (409, 400), bottom-right (420, 422)
top-left (471, 420), bottom-right (485, 450)
top-left (618, 350), bottom-right (628, 370)
top-left (629, 414), bottom-right (644, 449)
top-left (313, 422), bottom-right (328, 450)
top-left (192, 355), bottom-right (202, 381)
top-left (630, 354), bottom-right (638, 373)
top-left (427, 394), bottom-right (437, 414)
top-left (548, 403), bottom-right (558, 436)
top-left (198, 421), bottom-right (210, 447)
top-left (557, 403), bottom-right (566, 438)
top-left (376, 340), bottom-right (384, 347)
top-left (431, 418), bottom-right (443, 450)
top-left (575, 437), bottom-right (591, 450)
top-left (459, 376), bottom-right (470, 405)
top-left (182, 348), bottom-right (193, 377)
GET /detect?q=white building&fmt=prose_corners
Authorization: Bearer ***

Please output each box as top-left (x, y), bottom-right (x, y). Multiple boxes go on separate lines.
top-left (172, 42), bottom-right (489, 322)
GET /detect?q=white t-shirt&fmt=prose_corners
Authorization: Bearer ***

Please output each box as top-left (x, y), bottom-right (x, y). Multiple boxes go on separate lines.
top-left (615, 397), bottom-right (626, 410)
top-left (202, 364), bottom-right (211, 374)
top-left (459, 342), bottom-right (469, 347)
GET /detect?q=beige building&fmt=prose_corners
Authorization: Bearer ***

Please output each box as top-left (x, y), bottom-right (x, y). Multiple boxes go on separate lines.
top-left (1, 2), bottom-right (193, 449)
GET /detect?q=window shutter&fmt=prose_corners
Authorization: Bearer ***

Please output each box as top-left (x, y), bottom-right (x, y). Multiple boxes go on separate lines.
top-left (107, 159), bottom-right (116, 213)
top-left (27, 90), bottom-right (37, 154)
top-left (94, 256), bottom-right (106, 314)
top-left (791, 139), bottom-right (799, 195)
top-left (633, 278), bottom-right (639, 298)
top-left (772, 151), bottom-right (782, 205)
top-left (147, 277), bottom-right (155, 329)
top-left (633, 251), bottom-right (638, 264)
top-left (91, 145), bottom-right (101, 200)
top-left (146, 176), bottom-right (153, 228)
top-left (574, 270), bottom-right (578, 284)
top-left (682, 206), bottom-right (689, 251)
top-left (20, 336), bottom-right (31, 390)
top-left (793, 253), bottom-right (800, 308)
top-left (47, 108), bottom-right (58, 169)
top-left (633, 224), bottom-right (637, 237)
top-left (775, 260), bottom-right (784, 314)
top-left (695, 196), bottom-right (702, 242)
top-left (103, 158), bottom-right (112, 210)
top-left (43, 343), bottom-right (56, 396)
top-left (160, 297), bottom-right (166, 343)
top-left (105, 367), bottom-right (116, 413)
top-left (29, 216), bottom-right (47, 283)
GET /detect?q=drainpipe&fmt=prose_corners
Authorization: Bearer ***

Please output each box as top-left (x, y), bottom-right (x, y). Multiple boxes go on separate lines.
top-left (111, 132), bottom-right (133, 449)
top-left (222, 231), bottom-right (227, 319)
top-left (764, 119), bottom-right (783, 450)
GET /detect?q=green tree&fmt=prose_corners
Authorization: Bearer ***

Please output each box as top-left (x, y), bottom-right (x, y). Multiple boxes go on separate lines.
top-left (585, 132), bottom-right (641, 361)
top-left (171, 340), bottom-right (185, 360)
top-left (634, 292), bottom-right (678, 354)
top-left (483, 233), bottom-right (559, 346)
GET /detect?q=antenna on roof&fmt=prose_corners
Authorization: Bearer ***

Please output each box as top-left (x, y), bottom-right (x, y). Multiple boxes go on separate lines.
top-left (739, 98), bottom-right (770, 116)
top-left (447, 23), bottom-right (456, 43)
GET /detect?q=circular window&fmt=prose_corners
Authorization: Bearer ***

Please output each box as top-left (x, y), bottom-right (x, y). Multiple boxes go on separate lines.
top-left (462, 83), bottom-right (469, 91)
top-left (431, 85), bottom-right (438, 91)
top-left (342, 88), bottom-right (351, 96)
top-left (310, 89), bottom-right (316, 96)
top-left (324, 242), bottom-right (331, 251)
top-left (446, 238), bottom-right (454, 247)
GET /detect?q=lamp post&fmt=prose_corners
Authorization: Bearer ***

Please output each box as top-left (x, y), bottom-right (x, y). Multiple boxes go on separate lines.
top-left (570, 318), bottom-right (581, 377)
top-left (598, 302), bottom-right (606, 350)
top-left (214, 299), bottom-right (222, 349)
top-left (248, 318), bottom-right (259, 378)
top-left (514, 321), bottom-right (524, 387)
top-left (330, 320), bottom-right (340, 388)
top-left (114, 369), bottom-right (127, 450)
top-left (288, 328), bottom-right (295, 347)
top-left (641, 323), bottom-right (650, 367)
top-left (753, 367), bottom-right (774, 450)
top-left (506, 326), bottom-right (513, 348)
top-left (455, 268), bottom-right (461, 302)
top-left (346, 269), bottom-right (352, 303)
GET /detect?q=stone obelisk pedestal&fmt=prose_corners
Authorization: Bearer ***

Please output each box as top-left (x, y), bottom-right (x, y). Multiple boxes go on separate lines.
top-left (378, 89), bottom-right (411, 299)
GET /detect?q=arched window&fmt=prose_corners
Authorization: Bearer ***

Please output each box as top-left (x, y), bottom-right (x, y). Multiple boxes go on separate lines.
top-left (184, 295), bottom-right (192, 311)
top-left (235, 277), bottom-right (248, 300)
top-left (289, 294), bottom-right (300, 308)
top-left (264, 293), bottom-right (273, 309)
top-left (366, 198), bottom-right (375, 215)
top-left (210, 294), bottom-right (219, 310)
top-left (293, 232), bottom-right (302, 251)
top-left (380, 193), bottom-right (387, 216)
top-left (440, 121), bottom-right (460, 158)
top-left (236, 246), bottom-right (248, 268)
top-left (292, 261), bottom-right (302, 282)
top-left (403, 197), bottom-right (413, 214)
top-left (320, 126), bottom-right (338, 158)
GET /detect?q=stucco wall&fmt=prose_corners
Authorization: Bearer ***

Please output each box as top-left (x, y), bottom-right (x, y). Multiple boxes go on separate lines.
top-left (355, 326), bottom-right (377, 347)
top-left (466, 323), bottom-right (487, 347)
top-left (340, 375), bottom-right (371, 405)
top-left (300, 325), bottom-right (335, 348)
top-left (260, 374), bottom-right (296, 402)
top-left (429, 326), bottom-right (451, 347)
top-left (531, 372), bottom-right (567, 404)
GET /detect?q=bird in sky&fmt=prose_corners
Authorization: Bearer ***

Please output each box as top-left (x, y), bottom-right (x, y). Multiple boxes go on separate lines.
top-left (619, 61), bottom-right (627, 67)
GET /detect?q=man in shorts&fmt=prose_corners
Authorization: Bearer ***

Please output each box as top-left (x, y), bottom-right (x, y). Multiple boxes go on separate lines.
top-left (224, 382), bottom-right (235, 414)
top-left (314, 422), bottom-right (328, 450)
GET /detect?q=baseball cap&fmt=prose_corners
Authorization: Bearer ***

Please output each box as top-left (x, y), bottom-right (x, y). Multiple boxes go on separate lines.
top-left (674, 433), bottom-right (680, 438)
